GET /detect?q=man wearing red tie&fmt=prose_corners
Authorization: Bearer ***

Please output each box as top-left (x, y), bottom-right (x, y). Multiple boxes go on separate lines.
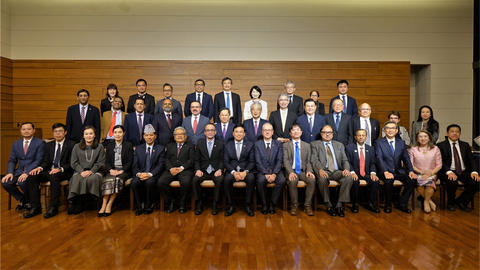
top-left (182, 101), bottom-right (209, 146)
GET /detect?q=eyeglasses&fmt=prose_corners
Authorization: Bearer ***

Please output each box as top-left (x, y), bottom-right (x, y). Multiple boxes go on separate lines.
top-left (263, 129), bottom-right (273, 132)
top-left (175, 133), bottom-right (186, 136)
top-left (321, 131), bottom-right (333, 135)
top-left (205, 129), bottom-right (215, 132)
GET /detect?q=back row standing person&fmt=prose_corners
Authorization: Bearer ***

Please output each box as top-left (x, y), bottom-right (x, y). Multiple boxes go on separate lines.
top-left (243, 86), bottom-right (268, 120)
top-left (184, 79), bottom-right (214, 120)
top-left (277, 81), bottom-right (304, 117)
top-left (154, 83), bottom-right (183, 119)
top-left (329, 79), bottom-right (358, 118)
top-left (127, 79), bottom-right (155, 115)
top-left (66, 89), bottom-right (101, 143)
top-left (214, 77), bottom-right (242, 124)
top-left (100, 83), bottom-right (125, 116)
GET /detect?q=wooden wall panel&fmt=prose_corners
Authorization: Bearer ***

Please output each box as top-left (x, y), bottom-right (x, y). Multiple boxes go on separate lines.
top-left (10, 60), bottom-right (410, 138)
top-left (1, 57), bottom-right (14, 126)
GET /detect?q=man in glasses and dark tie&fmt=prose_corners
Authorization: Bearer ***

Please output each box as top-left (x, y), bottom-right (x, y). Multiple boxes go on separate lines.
top-left (328, 79), bottom-right (358, 118)
top-left (184, 79), bottom-right (214, 120)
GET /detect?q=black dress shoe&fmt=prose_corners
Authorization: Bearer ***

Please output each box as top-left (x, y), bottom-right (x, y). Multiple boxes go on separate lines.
top-left (144, 207), bottom-right (154, 215)
top-left (211, 202), bottom-right (219, 215)
top-left (351, 203), bottom-right (359, 213)
top-left (326, 207), bottom-right (337, 217)
top-left (447, 204), bottom-right (456, 211)
top-left (68, 204), bottom-right (76, 215)
top-left (384, 206), bottom-right (392, 213)
top-left (456, 201), bottom-right (471, 212)
top-left (104, 212), bottom-right (112, 217)
top-left (24, 203), bottom-right (32, 211)
top-left (395, 203), bottom-right (412, 214)
top-left (74, 203), bottom-right (84, 215)
top-left (135, 207), bottom-right (145, 216)
top-left (261, 204), bottom-right (268, 215)
top-left (245, 206), bottom-right (255, 217)
top-left (268, 204), bottom-right (276, 214)
top-left (97, 212), bottom-right (104, 217)
top-left (365, 203), bottom-right (380, 213)
top-left (24, 207), bottom-right (42, 219)
top-left (15, 200), bottom-right (26, 211)
top-left (166, 202), bottom-right (176, 214)
top-left (194, 203), bottom-right (203, 215)
top-left (336, 207), bottom-right (345, 217)
top-left (225, 206), bottom-right (236, 216)
top-left (43, 206), bottom-right (59, 218)
top-left (178, 202), bottom-right (187, 214)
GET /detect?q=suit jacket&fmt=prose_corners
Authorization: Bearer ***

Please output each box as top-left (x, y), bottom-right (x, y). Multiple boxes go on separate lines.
top-left (154, 98), bottom-right (183, 118)
top-left (277, 94), bottom-right (304, 116)
top-left (311, 140), bottom-right (350, 173)
top-left (345, 143), bottom-right (376, 176)
top-left (132, 143), bottom-right (165, 178)
top-left (269, 110), bottom-right (298, 140)
top-left (375, 137), bottom-right (414, 175)
top-left (184, 92), bottom-right (214, 120)
top-left (100, 97), bottom-right (125, 116)
top-left (283, 140), bottom-right (313, 175)
top-left (303, 102), bottom-right (326, 116)
top-left (123, 112), bottom-right (153, 146)
top-left (325, 112), bottom-right (354, 145)
top-left (66, 104), bottom-right (101, 143)
top-left (213, 91), bottom-right (242, 124)
top-left (243, 118), bottom-right (269, 143)
top-left (296, 114), bottom-right (326, 143)
top-left (329, 95), bottom-right (358, 118)
top-left (100, 110), bottom-right (126, 143)
top-left (7, 137), bottom-right (45, 176)
top-left (255, 140), bottom-right (283, 175)
top-left (127, 93), bottom-right (155, 115)
top-left (224, 140), bottom-right (256, 173)
top-left (215, 122), bottom-right (234, 143)
top-left (353, 117), bottom-right (380, 146)
top-left (195, 138), bottom-right (224, 172)
top-left (39, 139), bottom-right (76, 177)
top-left (437, 138), bottom-right (478, 175)
top-left (182, 115), bottom-right (210, 145)
top-left (165, 142), bottom-right (195, 171)
top-left (151, 112), bottom-right (182, 147)
top-left (105, 141), bottom-right (134, 173)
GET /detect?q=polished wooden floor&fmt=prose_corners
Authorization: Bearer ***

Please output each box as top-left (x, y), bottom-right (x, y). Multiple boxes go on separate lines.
top-left (1, 188), bottom-right (479, 270)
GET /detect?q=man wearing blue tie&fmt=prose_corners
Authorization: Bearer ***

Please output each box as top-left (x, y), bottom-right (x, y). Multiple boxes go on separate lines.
top-left (324, 99), bottom-right (354, 146)
top-left (296, 98), bottom-right (326, 142)
top-left (213, 77), bottom-right (242, 124)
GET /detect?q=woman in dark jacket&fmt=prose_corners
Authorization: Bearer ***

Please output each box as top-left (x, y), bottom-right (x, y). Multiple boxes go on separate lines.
top-left (100, 83), bottom-right (125, 116)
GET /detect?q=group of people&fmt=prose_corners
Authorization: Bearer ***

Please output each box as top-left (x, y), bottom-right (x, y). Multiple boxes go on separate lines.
top-left (2, 78), bottom-right (479, 219)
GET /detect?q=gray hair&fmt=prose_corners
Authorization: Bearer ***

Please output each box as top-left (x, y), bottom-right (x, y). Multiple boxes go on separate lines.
top-left (250, 101), bottom-right (262, 110)
top-left (174, 126), bottom-right (186, 134)
top-left (278, 93), bottom-right (289, 101)
top-left (284, 81), bottom-right (296, 88)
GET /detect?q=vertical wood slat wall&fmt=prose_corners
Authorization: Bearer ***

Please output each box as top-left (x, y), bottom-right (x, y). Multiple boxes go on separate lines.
top-left (5, 59), bottom-right (410, 138)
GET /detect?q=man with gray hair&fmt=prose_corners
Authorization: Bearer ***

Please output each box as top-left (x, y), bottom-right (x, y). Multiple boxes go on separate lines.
top-left (277, 81), bottom-right (303, 116)
top-left (244, 101), bottom-right (269, 143)
top-left (269, 93), bottom-right (298, 143)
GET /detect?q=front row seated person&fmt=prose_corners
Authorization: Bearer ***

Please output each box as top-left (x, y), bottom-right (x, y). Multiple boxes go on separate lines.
top-left (68, 126), bottom-right (105, 215)
top-left (223, 124), bottom-right (256, 217)
top-left (255, 123), bottom-right (286, 215)
top-left (311, 125), bottom-right (353, 218)
top-left (131, 124), bottom-right (165, 216)
top-left (375, 121), bottom-right (417, 214)
top-left (25, 123), bottom-right (75, 219)
top-left (192, 123), bottom-right (224, 215)
top-left (158, 127), bottom-right (195, 214)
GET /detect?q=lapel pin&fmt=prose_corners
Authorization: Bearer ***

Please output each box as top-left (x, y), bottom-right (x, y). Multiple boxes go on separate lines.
top-left (354, 150), bottom-right (357, 152)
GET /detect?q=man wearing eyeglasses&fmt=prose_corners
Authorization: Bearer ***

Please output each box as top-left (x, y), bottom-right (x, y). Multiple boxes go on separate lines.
top-left (353, 103), bottom-right (380, 147)
top-left (184, 79), bottom-right (214, 120)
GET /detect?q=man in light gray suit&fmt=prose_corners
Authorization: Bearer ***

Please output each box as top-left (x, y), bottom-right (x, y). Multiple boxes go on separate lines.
top-left (283, 123), bottom-right (316, 216)
top-left (182, 101), bottom-right (209, 145)
top-left (311, 125), bottom-right (352, 217)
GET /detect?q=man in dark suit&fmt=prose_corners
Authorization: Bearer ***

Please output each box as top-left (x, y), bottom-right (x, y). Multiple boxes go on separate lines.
top-left (158, 127), bottom-right (195, 214)
top-left (215, 108), bottom-right (235, 143)
top-left (277, 81), bottom-right (303, 116)
top-left (25, 123), bottom-right (75, 218)
top-left (151, 98), bottom-right (182, 147)
top-left (214, 77), bottom-right (242, 124)
top-left (192, 123), bottom-right (224, 215)
top-left (2, 122), bottom-right (45, 211)
top-left (297, 98), bottom-right (326, 143)
top-left (182, 101), bottom-right (210, 145)
top-left (65, 89), bottom-right (101, 143)
top-left (375, 121), bottom-right (417, 213)
top-left (154, 83), bottom-right (183, 118)
top-left (283, 123), bottom-right (316, 216)
top-left (223, 124), bottom-right (257, 217)
top-left (124, 98), bottom-right (153, 146)
top-left (353, 103), bottom-right (380, 147)
top-left (127, 79), bottom-right (155, 115)
top-left (184, 79), bottom-right (214, 120)
top-left (100, 97), bottom-right (125, 145)
top-left (255, 123), bottom-right (286, 214)
top-left (131, 124), bottom-right (165, 216)
top-left (243, 101), bottom-right (269, 143)
top-left (329, 79), bottom-right (358, 118)
top-left (437, 124), bottom-right (479, 211)
top-left (324, 98), bottom-right (354, 146)
top-left (311, 125), bottom-right (353, 217)
top-left (345, 129), bottom-right (380, 213)
top-left (269, 93), bottom-right (298, 143)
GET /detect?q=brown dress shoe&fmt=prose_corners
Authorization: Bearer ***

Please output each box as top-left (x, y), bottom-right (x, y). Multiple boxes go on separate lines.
top-left (304, 205), bottom-right (314, 216)
top-left (289, 204), bottom-right (298, 216)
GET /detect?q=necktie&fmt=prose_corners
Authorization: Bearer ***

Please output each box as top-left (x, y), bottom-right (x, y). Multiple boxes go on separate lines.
top-left (81, 106), bottom-right (85, 124)
top-left (24, 140), bottom-right (29, 155)
top-left (193, 116), bottom-right (198, 134)
top-left (254, 120), bottom-right (258, 136)
top-left (309, 117), bottom-right (313, 132)
top-left (177, 144), bottom-right (182, 157)
top-left (335, 114), bottom-right (340, 131)
top-left (266, 142), bottom-right (271, 158)
top-left (223, 124), bottom-right (226, 139)
top-left (207, 141), bottom-right (213, 173)
top-left (236, 142), bottom-right (241, 160)
top-left (53, 143), bottom-right (61, 168)
top-left (138, 114), bottom-right (143, 138)
top-left (167, 113), bottom-right (172, 129)
top-left (226, 92), bottom-right (230, 110)
top-left (342, 96), bottom-right (346, 113)
top-left (146, 146), bottom-right (151, 172)
top-left (360, 147), bottom-right (365, 177)
top-left (326, 143), bottom-right (335, 172)
top-left (452, 142), bottom-right (462, 175)
top-left (197, 93), bottom-right (201, 103)
top-left (108, 111), bottom-right (117, 137)
top-left (282, 111), bottom-right (286, 132)
top-left (295, 142), bottom-right (301, 174)
top-left (365, 119), bottom-right (371, 145)
top-left (389, 141), bottom-right (395, 156)
top-left (289, 96), bottom-right (292, 108)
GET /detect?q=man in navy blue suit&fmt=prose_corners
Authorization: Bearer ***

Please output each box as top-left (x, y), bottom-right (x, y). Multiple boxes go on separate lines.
top-left (184, 79), bottom-right (214, 120)
top-left (215, 108), bottom-right (234, 143)
top-left (151, 98), bottom-right (182, 147)
top-left (325, 99), bottom-right (354, 146)
top-left (214, 77), bottom-right (242, 124)
top-left (353, 103), bottom-right (380, 146)
top-left (345, 129), bottom-right (380, 213)
top-left (329, 80), bottom-right (358, 118)
top-left (65, 89), bottom-right (101, 143)
top-left (243, 101), bottom-right (268, 143)
top-left (124, 98), bottom-right (153, 146)
top-left (2, 122), bottom-right (45, 211)
top-left (297, 98), bottom-right (326, 142)
top-left (255, 123), bottom-right (286, 214)
top-left (375, 121), bottom-right (417, 213)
